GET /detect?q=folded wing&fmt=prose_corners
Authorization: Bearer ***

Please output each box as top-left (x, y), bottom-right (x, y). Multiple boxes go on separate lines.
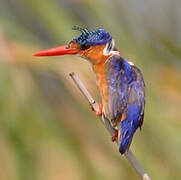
top-left (105, 56), bottom-right (145, 154)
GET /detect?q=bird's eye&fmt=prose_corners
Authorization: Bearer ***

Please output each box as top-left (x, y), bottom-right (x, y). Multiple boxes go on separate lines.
top-left (80, 42), bottom-right (91, 50)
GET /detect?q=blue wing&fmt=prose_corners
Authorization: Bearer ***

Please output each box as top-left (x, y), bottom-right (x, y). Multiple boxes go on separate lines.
top-left (105, 55), bottom-right (145, 154)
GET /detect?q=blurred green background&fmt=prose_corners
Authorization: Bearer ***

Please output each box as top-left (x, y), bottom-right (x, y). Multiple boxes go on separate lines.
top-left (0, 0), bottom-right (181, 180)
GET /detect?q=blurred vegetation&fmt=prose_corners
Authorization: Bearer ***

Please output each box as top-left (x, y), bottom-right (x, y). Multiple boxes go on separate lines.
top-left (0, 0), bottom-right (181, 180)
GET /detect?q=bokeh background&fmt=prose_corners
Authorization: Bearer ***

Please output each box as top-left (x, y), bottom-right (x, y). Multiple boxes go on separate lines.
top-left (0, 0), bottom-right (181, 180)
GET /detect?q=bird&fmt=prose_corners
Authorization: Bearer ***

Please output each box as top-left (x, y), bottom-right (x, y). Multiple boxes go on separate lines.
top-left (34, 26), bottom-right (145, 154)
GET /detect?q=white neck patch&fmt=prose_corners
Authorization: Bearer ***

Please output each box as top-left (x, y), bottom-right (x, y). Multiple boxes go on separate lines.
top-left (128, 61), bottom-right (134, 66)
top-left (103, 39), bottom-right (119, 56)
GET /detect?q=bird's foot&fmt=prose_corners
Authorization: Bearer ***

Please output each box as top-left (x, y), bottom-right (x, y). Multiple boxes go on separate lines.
top-left (112, 130), bottom-right (118, 142)
top-left (92, 103), bottom-right (103, 116)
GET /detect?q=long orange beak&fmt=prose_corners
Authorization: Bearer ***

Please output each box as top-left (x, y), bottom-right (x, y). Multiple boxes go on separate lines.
top-left (33, 45), bottom-right (79, 56)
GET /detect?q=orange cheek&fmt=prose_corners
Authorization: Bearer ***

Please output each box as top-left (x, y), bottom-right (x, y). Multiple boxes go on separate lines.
top-left (69, 42), bottom-right (81, 49)
top-left (81, 45), bottom-right (107, 64)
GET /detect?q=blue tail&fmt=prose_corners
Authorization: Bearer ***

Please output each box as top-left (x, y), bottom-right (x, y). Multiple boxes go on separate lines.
top-left (119, 104), bottom-right (140, 154)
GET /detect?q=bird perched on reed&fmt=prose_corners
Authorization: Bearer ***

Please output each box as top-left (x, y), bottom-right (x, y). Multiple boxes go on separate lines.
top-left (34, 26), bottom-right (145, 154)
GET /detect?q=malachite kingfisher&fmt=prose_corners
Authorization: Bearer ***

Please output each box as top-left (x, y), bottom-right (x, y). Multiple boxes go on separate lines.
top-left (34, 26), bottom-right (145, 154)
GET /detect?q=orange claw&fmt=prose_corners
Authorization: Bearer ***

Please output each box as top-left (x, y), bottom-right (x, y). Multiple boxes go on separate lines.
top-left (92, 103), bottom-right (103, 116)
top-left (112, 130), bottom-right (118, 142)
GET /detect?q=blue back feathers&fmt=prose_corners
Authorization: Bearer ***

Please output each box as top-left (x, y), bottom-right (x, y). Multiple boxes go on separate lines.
top-left (119, 104), bottom-right (140, 154)
top-left (72, 26), bottom-right (112, 46)
top-left (105, 55), bottom-right (145, 154)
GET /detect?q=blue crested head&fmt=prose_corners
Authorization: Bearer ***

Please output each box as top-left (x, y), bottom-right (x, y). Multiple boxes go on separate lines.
top-left (72, 26), bottom-right (112, 46)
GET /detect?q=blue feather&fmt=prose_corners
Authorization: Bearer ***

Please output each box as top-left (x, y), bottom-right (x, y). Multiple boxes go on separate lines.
top-left (119, 104), bottom-right (140, 154)
top-left (72, 26), bottom-right (112, 46)
top-left (105, 55), bottom-right (145, 154)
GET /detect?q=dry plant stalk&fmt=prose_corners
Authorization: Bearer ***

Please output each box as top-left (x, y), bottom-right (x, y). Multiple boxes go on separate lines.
top-left (69, 72), bottom-right (151, 180)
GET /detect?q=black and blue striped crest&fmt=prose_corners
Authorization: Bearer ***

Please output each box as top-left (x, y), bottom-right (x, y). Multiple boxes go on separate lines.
top-left (72, 26), bottom-right (112, 46)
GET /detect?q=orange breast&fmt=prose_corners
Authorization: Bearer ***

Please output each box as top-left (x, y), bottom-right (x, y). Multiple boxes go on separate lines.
top-left (93, 58), bottom-right (110, 117)
top-left (81, 44), bottom-right (112, 117)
